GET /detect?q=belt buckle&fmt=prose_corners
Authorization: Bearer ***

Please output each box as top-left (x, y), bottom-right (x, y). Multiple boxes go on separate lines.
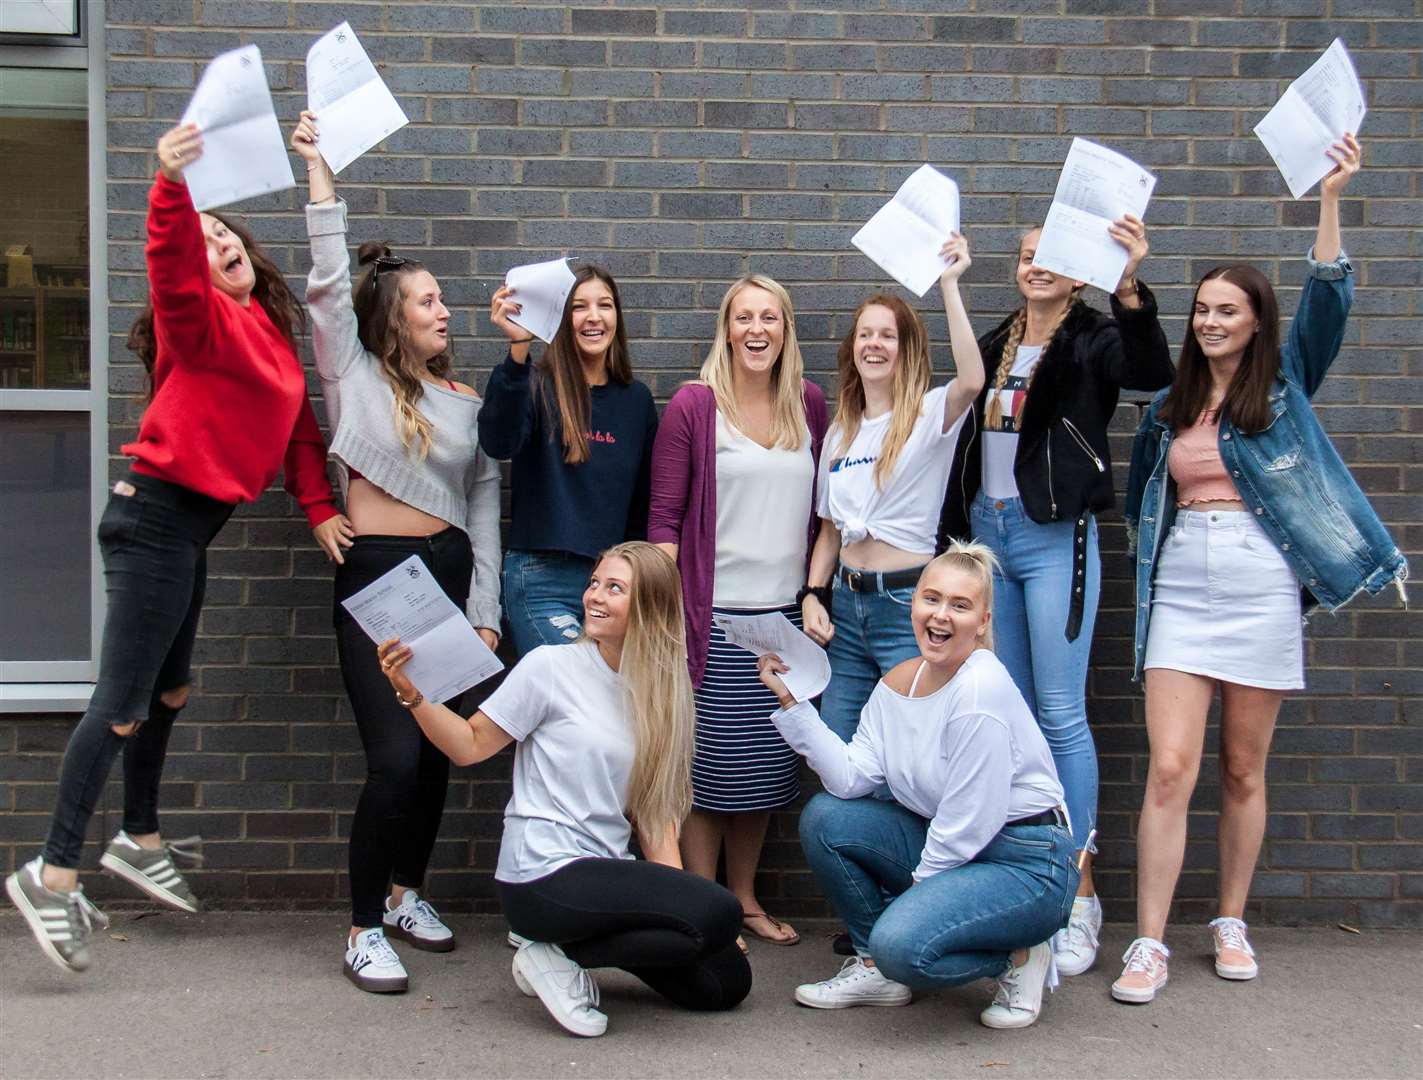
top-left (847, 569), bottom-right (862, 591)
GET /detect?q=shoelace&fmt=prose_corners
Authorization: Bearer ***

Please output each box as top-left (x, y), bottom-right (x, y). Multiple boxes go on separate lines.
top-left (163, 836), bottom-right (204, 867)
top-left (1121, 937), bottom-right (1169, 975)
top-left (820, 956), bottom-right (870, 988)
top-left (408, 897), bottom-right (444, 928)
top-left (1059, 905), bottom-right (1100, 954)
top-left (68, 889), bottom-right (110, 934)
top-left (567, 967), bottom-right (600, 1011)
top-left (363, 932), bottom-right (401, 967)
top-left (1209, 917), bottom-right (1255, 958)
top-left (991, 948), bottom-right (1059, 1009)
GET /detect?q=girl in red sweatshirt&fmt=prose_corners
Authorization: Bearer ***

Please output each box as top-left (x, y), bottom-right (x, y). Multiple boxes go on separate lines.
top-left (5, 123), bottom-right (345, 975)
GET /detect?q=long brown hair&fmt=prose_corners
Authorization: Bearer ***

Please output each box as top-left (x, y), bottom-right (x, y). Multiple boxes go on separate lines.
top-left (833, 294), bottom-right (932, 489)
top-left (983, 226), bottom-right (1084, 431)
top-left (126, 211), bottom-right (305, 399)
top-left (352, 241), bottom-right (453, 460)
top-left (1160, 264), bottom-right (1280, 435)
top-left (537, 265), bottom-right (632, 465)
top-left (698, 274), bottom-right (808, 450)
top-left (583, 542), bottom-right (695, 846)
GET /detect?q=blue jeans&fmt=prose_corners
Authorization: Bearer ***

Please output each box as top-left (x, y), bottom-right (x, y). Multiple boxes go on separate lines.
top-left (819, 570), bottom-right (924, 744)
top-left (970, 494), bottom-right (1099, 852)
top-left (500, 549), bottom-right (594, 658)
top-left (800, 793), bottom-right (1078, 990)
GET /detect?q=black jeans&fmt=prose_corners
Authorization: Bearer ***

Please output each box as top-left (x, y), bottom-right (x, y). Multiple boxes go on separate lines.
top-left (497, 858), bottom-right (752, 1012)
top-left (43, 472), bottom-right (233, 869)
top-left (334, 528), bottom-right (473, 928)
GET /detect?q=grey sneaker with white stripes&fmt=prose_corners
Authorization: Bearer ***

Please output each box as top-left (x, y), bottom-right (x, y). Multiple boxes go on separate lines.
top-left (5, 857), bottom-right (110, 973)
top-left (99, 831), bottom-right (202, 913)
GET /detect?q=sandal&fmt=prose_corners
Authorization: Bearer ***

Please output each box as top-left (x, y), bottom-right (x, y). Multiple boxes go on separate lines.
top-left (742, 910), bottom-right (801, 946)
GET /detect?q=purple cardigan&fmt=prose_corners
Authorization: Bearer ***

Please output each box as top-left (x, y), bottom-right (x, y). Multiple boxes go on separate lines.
top-left (649, 380), bottom-right (829, 687)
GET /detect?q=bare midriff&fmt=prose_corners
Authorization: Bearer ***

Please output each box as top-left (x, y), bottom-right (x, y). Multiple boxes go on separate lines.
top-left (347, 477), bottom-right (452, 537)
top-left (841, 535), bottom-right (931, 573)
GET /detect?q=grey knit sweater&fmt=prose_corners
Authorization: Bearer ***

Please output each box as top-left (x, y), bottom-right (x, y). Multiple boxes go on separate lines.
top-left (305, 199), bottom-right (501, 631)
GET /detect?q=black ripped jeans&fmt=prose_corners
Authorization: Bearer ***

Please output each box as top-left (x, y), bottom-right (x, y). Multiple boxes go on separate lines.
top-left (498, 858), bottom-right (753, 1011)
top-left (43, 472), bottom-right (233, 869)
top-left (334, 527), bottom-right (472, 928)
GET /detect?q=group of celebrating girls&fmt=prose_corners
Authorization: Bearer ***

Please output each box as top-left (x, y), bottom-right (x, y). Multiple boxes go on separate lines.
top-left (7, 112), bottom-right (1405, 1041)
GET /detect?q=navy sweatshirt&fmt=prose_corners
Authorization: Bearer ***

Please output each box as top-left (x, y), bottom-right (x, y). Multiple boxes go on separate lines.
top-left (478, 354), bottom-right (658, 559)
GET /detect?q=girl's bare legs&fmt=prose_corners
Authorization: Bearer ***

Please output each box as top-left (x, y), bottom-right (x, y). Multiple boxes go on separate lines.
top-left (679, 809), bottom-right (726, 880)
top-left (1216, 682), bottom-right (1285, 919)
top-left (1134, 669), bottom-right (1215, 941)
top-left (725, 811), bottom-right (797, 942)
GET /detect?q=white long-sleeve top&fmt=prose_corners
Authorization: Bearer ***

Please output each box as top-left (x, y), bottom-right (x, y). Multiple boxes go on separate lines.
top-left (771, 649), bottom-right (1064, 882)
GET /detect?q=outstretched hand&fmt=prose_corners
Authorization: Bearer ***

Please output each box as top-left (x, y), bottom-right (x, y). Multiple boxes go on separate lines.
top-left (157, 124), bottom-right (202, 183)
top-left (1108, 213), bottom-right (1149, 287)
top-left (289, 110), bottom-right (323, 165)
top-left (1320, 132), bottom-right (1361, 199)
top-left (938, 231), bottom-right (972, 287)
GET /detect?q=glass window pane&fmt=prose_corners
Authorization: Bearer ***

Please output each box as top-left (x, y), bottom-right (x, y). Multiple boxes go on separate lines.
top-left (0, 411), bottom-right (91, 661)
top-left (0, 69), bottom-right (89, 390)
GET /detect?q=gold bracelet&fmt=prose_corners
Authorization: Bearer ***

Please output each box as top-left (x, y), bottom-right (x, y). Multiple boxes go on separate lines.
top-left (395, 688), bottom-right (424, 709)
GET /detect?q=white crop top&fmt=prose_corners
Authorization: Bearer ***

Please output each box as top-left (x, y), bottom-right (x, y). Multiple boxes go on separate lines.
top-left (981, 345), bottom-right (1043, 501)
top-left (817, 384), bottom-right (966, 556)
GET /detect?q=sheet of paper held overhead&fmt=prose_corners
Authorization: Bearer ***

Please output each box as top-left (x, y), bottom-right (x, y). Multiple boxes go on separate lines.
top-left (851, 165), bottom-right (962, 297)
top-left (339, 555), bottom-right (503, 705)
top-left (306, 22), bottom-right (410, 175)
top-left (712, 611), bottom-right (832, 704)
top-left (1031, 138), bottom-right (1156, 295)
top-left (179, 45), bottom-right (294, 211)
top-left (504, 258), bottom-right (578, 344)
top-left (1253, 38), bottom-right (1366, 200)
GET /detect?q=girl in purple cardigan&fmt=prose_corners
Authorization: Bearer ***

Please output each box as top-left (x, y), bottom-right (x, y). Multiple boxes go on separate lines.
top-left (650, 275), bottom-right (828, 950)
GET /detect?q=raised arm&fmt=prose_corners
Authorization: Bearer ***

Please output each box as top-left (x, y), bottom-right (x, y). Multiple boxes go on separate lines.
top-left (1284, 134), bottom-right (1360, 398)
top-left (939, 233), bottom-right (985, 427)
top-left (146, 124), bottom-right (218, 363)
top-left (376, 638), bottom-right (513, 767)
top-left (1101, 215), bottom-right (1174, 392)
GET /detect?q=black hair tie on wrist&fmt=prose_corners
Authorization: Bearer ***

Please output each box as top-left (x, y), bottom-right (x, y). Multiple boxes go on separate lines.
top-left (795, 584), bottom-right (833, 615)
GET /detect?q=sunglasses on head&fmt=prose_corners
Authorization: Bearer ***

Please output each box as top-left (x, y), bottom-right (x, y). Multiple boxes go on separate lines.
top-left (372, 254), bottom-right (408, 279)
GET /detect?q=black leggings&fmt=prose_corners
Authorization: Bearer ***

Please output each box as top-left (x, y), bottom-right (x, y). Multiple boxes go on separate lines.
top-left (334, 528), bottom-right (473, 928)
top-left (498, 858), bottom-right (752, 1012)
top-left (43, 472), bottom-right (232, 869)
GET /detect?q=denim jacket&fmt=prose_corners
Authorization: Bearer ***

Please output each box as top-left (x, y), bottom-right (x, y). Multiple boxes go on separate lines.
top-left (1125, 251), bottom-right (1408, 681)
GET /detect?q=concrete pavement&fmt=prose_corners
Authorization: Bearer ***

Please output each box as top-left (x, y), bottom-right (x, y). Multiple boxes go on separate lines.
top-left (0, 913), bottom-right (1418, 1079)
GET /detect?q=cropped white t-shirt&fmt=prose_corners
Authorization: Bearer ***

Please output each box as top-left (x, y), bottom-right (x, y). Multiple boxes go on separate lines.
top-left (713, 411), bottom-right (813, 608)
top-left (481, 643), bottom-right (636, 884)
top-left (817, 383), bottom-right (967, 556)
top-left (981, 345), bottom-right (1043, 501)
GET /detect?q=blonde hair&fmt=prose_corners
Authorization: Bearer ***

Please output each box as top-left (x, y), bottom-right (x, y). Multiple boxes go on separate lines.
top-left (587, 542), bottom-right (695, 845)
top-left (698, 275), bottom-right (808, 451)
top-left (919, 539), bottom-right (1000, 651)
top-left (833, 294), bottom-right (933, 490)
top-left (984, 228), bottom-right (1084, 432)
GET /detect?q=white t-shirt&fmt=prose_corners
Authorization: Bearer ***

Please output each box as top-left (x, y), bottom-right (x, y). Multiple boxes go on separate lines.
top-left (981, 345), bottom-right (1043, 501)
top-left (481, 643), bottom-right (637, 884)
top-left (771, 649), bottom-right (1065, 882)
top-left (817, 383), bottom-right (967, 556)
top-left (714, 411), bottom-right (813, 608)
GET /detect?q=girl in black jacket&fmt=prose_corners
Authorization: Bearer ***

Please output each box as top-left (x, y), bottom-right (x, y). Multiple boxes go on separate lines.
top-left (936, 216), bottom-right (1172, 979)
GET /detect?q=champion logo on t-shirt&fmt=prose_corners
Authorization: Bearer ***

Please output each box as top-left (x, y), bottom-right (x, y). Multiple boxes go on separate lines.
top-left (985, 375), bottom-right (1030, 434)
top-left (829, 453), bottom-right (876, 474)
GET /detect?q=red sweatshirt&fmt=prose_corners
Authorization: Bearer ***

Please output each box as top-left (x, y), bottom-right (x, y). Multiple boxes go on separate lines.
top-left (123, 174), bottom-right (338, 527)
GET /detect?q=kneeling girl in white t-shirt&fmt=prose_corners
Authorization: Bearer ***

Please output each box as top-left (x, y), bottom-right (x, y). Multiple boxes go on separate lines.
top-left (760, 543), bottom-right (1078, 1030)
top-left (376, 542), bottom-right (750, 1038)
top-left (801, 234), bottom-right (985, 746)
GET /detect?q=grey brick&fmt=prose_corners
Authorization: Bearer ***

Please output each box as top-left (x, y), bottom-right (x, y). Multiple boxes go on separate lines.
top-left (1104, 79), bottom-right (1190, 106)
top-left (198, 1), bottom-right (287, 28)
top-left (931, 76), bottom-right (1014, 104)
top-left (930, 16), bottom-right (1017, 42)
top-left (569, 8), bottom-right (655, 36)
top-left (523, 37), bottom-right (610, 68)
top-left (707, 163), bottom-right (789, 190)
top-left (970, 47), bottom-right (1062, 73)
top-left (429, 98), bottom-right (519, 125)
top-left (386, 66), bottom-right (472, 94)
top-left (843, 14), bottom-right (929, 41)
top-left (790, 44), bottom-right (877, 71)
top-left (109, 61), bottom-right (195, 89)
top-left (610, 40), bottom-right (697, 68)
top-left (479, 6), bottom-right (565, 34)
top-left (614, 161), bottom-right (700, 187)
top-left (747, 132), bottom-right (833, 160)
top-left (525, 99), bottom-right (609, 127)
top-left (387, 4), bottom-right (475, 31)
top-left (1022, 18), bottom-right (1105, 44)
top-left (877, 45), bottom-right (968, 72)
top-left (477, 68), bottom-right (563, 97)
top-left (475, 190), bottom-right (564, 217)
top-left (658, 131), bottom-right (743, 159)
top-left (662, 10), bottom-right (747, 37)
top-left (660, 193), bottom-right (743, 220)
top-left (660, 73), bottom-right (747, 99)
top-left (568, 191), bottom-right (655, 219)
top-left (569, 130), bottom-right (654, 157)
top-left (794, 164), bottom-right (886, 192)
top-left (613, 100), bottom-right (696, 128)
top-left (752, 73), bottom-right (837, 100)
top-left (708, 102), bottom-right (788, 130)
top-left (752, 12), bottom-right (840, 39)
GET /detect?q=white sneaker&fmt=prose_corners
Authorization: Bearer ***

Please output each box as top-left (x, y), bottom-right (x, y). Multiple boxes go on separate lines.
top-left (980, 941), bottom-right (1057, 1029)
top-left (1209, 916), bottom-right (1259, 980)
top-left (512, 941), bottom-right (607, 1037)
top-left (507, 930), bottom-right (531, 950)
top-left (343, 927), bottom-right (409, 994)
top-left (383, 890), bottom-right (455, 953)
top-left (1111, 936), bottom-right (1170, 1004)
top-left (1052, 894), bottom-right (1102, 976)
top-left (793, 956), bottom-right (912, 1009)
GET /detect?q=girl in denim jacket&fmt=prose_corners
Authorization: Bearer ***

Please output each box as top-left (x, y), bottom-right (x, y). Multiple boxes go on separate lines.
top-left (1116, 136), bottom-right (1406, 1004)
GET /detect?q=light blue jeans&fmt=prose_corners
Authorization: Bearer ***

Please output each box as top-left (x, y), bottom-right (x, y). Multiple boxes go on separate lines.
top-left (970, 493), bottom-right (1099, 852)
top-left (799, 793), bottom-right (1079, 990)
top-left (818, 570), bottom-right (925, 744)
top-left (500, 549), bottom-right (594, 658)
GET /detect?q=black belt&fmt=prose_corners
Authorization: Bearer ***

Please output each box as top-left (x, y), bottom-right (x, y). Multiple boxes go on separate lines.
top-left (837, 564), bottom-right (925, 593)
top-left (1006, 806), bottom-right (1068, 829)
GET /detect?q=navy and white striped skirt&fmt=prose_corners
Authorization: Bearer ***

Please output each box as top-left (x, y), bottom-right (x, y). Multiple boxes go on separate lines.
top-left (691, 604), bottom-right (802, 813)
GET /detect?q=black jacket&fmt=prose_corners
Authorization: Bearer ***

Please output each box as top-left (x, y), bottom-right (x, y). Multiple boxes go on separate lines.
top-left (936, 285), bottom-right (1173, 636)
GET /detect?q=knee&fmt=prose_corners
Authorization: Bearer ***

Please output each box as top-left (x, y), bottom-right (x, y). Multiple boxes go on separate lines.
top-left (1219, 752), bottom-right (1266, 801)
top-left (797, 792), bottom-right (843, 852)
top-left (1033, 703), bottom-right (1091, 754)
top-left (109, 719), bottom-right (140, 738)
top-left (158, 684), bottom-right (192, 710)
top-left (866, 925), bottom-right (919, 987)
top-left (702, 885), bottom-right (744, 952)
top-left (1147, 751), bottom-right (1199, 805)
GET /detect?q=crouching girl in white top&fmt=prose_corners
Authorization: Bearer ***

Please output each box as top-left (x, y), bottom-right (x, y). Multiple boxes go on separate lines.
top-left (757, 542), bottom-right (1079, 1029)
top-left (376, 542), bottom-right (751, 1037)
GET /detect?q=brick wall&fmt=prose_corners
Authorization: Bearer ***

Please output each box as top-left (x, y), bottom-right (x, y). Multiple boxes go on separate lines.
top-left (3, 0), bottom-right (1419, 927)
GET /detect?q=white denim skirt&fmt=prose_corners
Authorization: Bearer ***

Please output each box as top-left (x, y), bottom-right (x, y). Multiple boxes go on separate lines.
top-left (1144, 509), bottom-right (1304, 690)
